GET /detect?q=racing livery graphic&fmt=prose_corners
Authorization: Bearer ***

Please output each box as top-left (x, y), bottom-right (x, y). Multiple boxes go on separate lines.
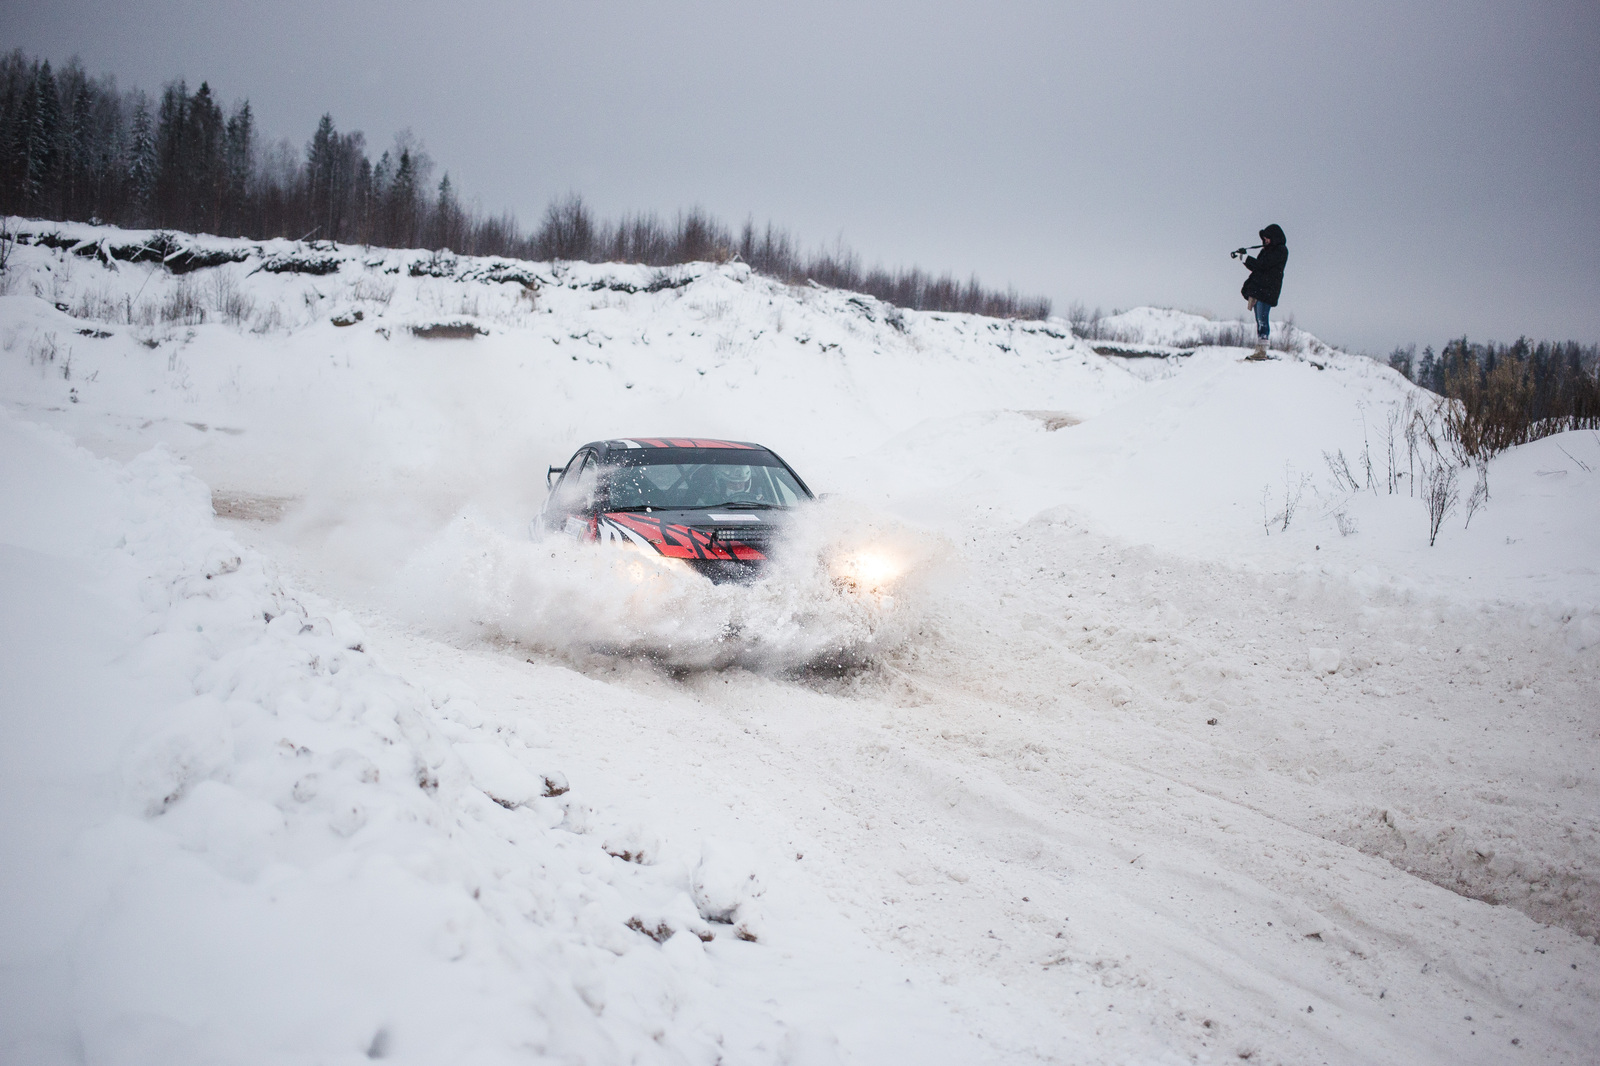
top-left (537, 438), bottom-right (812, 582)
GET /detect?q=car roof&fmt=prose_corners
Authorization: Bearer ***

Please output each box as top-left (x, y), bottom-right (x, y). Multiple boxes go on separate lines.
top-left (563, 438), bottom-right (813, 498)
top-left (591, 438), bottom-right (763, 452)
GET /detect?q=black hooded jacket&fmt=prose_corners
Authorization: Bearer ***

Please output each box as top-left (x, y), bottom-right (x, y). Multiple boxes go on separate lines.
top-left (1241, 224), bottom-right (1287, 306)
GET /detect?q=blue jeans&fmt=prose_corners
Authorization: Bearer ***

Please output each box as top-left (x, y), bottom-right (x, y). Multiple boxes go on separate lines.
top-left (1254, 299), bottom-right (1272, 340)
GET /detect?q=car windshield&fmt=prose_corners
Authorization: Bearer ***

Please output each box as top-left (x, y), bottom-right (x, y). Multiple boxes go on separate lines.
top-left (603, 452), bottom-right (808, 510)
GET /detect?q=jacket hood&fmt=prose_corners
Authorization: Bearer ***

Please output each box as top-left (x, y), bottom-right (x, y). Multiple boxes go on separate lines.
top-left (1260, 223), bottom-right (1286, 246)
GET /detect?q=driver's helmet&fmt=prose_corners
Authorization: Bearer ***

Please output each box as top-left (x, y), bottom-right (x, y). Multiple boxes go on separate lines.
top-left (716, 464), bottom-right (753, 494)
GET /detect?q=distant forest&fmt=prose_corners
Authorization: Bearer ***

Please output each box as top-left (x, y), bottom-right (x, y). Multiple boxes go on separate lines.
top-left (0, 51), bottom-right (1050, 319)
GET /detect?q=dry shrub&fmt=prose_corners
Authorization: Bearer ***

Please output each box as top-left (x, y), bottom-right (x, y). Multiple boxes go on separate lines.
top-left (1444, 353), bottom-right (1536, 459)
top-left (252, 301), bottom-right (286, 333)
top-left (71, 285), bottom-right (126, 323)
top-left (1423, 462), bottom-right (1458, 546)
top-left (160, 278), bottom-right (206, 325)
top-left (209, 271), bottom-right (255, 327)
top-left (1074, 312), bottom-right (1258, 349)
top-left (1267, 317), bottom-right (1300, 352)
top-left (1210, 321), bottom-right (1255, 348)
top-left (28, 331), bottom-right (60, 366)
top-left (351, 276), bottom-right (395, 306)
top-left (1438, 337), bottom-right (1600, 459)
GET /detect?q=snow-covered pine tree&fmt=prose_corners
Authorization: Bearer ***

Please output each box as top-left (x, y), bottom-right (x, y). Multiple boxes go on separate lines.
top-left (22, 61), bottom-right (60, 211)
top-left (126, 96), bottom-right (157, 225)
top-left (223, 101), bottom-right (253, 234)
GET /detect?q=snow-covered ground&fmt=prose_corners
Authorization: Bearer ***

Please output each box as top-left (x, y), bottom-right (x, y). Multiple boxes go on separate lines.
top-left (2, 223), bottom-right (1597, 1064)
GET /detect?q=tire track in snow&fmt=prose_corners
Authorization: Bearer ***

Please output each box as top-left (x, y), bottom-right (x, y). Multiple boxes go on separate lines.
top-left (226, 500), bottom-right (1600, 1063)
top-left (384, 583), bottom-right (1599, 1065)
top-left (899, 511), bottom-right (1600, 943)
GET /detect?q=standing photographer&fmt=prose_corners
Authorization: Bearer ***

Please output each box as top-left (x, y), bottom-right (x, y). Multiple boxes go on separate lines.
top-left (1236, 223), bottom-right (1288, 349)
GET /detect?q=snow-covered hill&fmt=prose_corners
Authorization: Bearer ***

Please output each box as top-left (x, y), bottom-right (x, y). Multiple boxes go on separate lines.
top-left (2, 223), bottom-right (1597, 1064)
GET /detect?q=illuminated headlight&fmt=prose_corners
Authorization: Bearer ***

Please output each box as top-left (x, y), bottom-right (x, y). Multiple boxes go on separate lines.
top-left (831, 549), bottom-right (904, 592)
top-left (615, 544), bottom-right (689, 583)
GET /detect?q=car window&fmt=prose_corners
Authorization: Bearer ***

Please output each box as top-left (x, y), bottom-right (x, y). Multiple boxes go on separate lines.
top-left (572, 454), bottom-right (600, 510)
top-left (548, 451), bottom-right (592, 512)
top-left (600, 459), bottom-right (806, 509)
top-left (760, 467), bottom-right (802, 505)
top-left (607, 463), bottom-right (681, 507)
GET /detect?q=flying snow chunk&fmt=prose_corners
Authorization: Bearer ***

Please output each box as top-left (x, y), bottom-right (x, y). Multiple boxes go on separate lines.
top-left (691, 839), bottom-right (765, 939)
top-left (1307, 647), bottom-right (1342, 674)
top-left (452, 742), bottom-right (553, 808)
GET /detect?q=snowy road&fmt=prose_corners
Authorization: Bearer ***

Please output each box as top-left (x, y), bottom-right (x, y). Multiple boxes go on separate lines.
top-left (3, 226), bottom-right (1597, 1064)
top-left (229, 498), bottom-right (1598, 1065)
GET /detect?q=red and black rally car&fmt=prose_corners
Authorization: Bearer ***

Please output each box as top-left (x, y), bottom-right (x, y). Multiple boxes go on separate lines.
top-left (537, 438), bottom-right (815, 583)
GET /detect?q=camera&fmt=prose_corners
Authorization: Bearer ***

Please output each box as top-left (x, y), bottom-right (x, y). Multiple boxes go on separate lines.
top-left (1230, 245), bottom-right (1259, 260)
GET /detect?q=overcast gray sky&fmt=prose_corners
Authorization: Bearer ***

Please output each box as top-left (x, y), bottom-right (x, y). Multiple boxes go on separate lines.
top-left (6, 0), bottom-right (1598, 352)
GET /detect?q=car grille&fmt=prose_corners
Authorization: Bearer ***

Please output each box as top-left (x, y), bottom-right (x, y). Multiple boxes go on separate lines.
top-left (705, 526), bottom-right (774, 552)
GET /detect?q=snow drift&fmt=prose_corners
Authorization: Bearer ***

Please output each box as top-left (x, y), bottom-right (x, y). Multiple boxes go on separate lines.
top-left (0, 414), bottom-right (844, 1063)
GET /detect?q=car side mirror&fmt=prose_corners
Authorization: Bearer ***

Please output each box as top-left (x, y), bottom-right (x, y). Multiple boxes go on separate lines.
top-left (546, 464), bottom-right (563, 489)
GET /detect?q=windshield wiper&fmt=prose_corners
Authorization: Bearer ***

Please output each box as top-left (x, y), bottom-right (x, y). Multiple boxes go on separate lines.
top-left (602, 505), bottom-right (657, 513)
top-left (700, 501), bottom-right (783, 510)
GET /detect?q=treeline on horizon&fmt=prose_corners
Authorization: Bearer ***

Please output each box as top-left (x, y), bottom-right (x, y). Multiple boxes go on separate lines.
top-left (0, 51), bottom-right (1050, 320)
top-left (1389, 338), bottom-right (1600, 457)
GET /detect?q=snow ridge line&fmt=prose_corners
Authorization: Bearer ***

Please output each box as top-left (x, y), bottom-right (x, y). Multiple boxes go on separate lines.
top-left (9, 218), bottom-right (1319, 353)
